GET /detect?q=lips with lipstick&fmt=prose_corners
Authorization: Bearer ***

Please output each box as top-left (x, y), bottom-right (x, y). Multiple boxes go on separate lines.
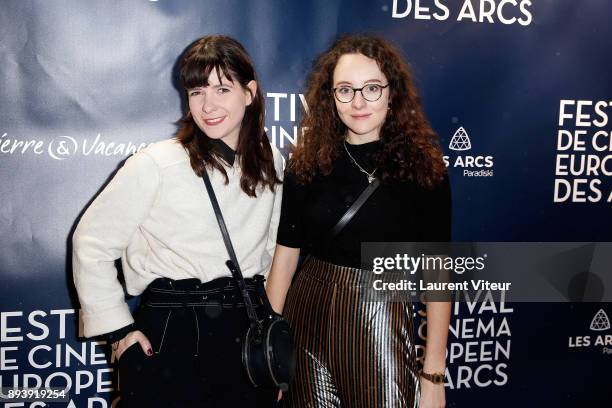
top-left (350, 113), bottom-right (372, 120)
top-left (203, 116), bottom-right (227, 126)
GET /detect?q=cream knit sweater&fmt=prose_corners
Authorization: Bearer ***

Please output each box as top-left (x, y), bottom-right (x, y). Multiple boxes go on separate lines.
top-left (73, 138), bottom-right (283, 337)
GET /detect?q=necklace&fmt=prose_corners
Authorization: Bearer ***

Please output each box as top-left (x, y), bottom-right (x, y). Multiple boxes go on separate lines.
top-left (343, 140), bottom-right (377, 183)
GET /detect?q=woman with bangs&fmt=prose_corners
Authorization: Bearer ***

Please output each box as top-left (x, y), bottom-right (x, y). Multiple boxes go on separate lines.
top-left (73, 35), bottom-right (282, 407)
top-left (267, 34), bottom-right (451, 407)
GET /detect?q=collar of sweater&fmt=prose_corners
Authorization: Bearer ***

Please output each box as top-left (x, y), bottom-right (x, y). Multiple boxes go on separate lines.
top-left (209, 138), bottom-right (236, 166)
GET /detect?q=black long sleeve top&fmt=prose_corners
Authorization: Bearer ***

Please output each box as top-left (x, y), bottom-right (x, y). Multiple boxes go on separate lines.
top-left (277, 140), bottom-right (451, 269)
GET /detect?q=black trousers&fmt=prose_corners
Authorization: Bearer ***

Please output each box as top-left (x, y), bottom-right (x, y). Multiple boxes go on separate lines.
top-left (118, 276), bottom-right (277, 407)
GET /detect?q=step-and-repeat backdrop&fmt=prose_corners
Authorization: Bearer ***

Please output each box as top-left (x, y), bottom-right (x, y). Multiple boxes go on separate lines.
top-left (1, 1), bottom-right (611, 407)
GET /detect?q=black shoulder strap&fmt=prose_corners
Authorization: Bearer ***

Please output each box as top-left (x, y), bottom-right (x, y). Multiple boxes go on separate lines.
top-left (201, 170), bottom-right (260, 328)
top-left (323, 178), bottom-right (380, 246)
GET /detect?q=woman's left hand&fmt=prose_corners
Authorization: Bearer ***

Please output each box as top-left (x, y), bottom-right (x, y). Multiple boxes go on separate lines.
top-left (418, 378), bottom-right (446, 408)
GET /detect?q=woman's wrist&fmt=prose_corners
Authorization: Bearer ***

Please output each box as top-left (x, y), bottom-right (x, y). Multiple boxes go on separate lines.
top-left (422, 357), bottom-right (446, 373)
top-left (104, 323), bottom-right (135, 344)
top-left (419, 369), bottom-right (446, 385)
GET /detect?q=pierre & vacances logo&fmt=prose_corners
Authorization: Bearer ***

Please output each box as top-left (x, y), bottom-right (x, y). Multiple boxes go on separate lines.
top-left (0, 132), bottom-right (149, 161)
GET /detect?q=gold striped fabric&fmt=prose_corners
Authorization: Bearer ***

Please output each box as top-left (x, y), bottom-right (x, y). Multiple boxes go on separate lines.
top-left (283, 257), bottom-right (419, 407)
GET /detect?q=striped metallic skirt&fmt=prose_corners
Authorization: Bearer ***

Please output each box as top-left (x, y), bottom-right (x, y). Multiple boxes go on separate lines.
top-left (283, 257), bottom-right (420, 407)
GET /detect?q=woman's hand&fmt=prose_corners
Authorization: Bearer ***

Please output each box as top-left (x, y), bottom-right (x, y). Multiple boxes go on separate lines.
top-left (418, 379), bottom-right (446, 408)
top-left (112, 330), bottom-right (153, 360)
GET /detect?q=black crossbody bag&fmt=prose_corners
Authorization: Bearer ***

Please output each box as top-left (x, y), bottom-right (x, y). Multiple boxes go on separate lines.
top-left (202, 170), bottom-right (295, 388)
top-left (202, 170), bottom-right (380, 389)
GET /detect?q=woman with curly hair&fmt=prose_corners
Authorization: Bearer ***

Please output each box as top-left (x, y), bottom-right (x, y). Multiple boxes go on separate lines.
top-left (266, 34), bottom-right (451, 407)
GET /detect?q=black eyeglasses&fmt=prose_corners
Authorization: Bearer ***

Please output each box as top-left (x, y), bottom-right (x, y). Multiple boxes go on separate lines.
top-left (332, 83), bottom-right (389, 103)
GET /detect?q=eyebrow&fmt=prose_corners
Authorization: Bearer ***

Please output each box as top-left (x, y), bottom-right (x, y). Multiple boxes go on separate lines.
top-left (187, 82), bottom-right (234, 90)
top-left (334, 79), bottom-right (384, 86)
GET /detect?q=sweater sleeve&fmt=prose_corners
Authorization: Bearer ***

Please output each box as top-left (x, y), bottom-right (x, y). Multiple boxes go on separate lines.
top-left (72, 152), bottom-right (160, 337)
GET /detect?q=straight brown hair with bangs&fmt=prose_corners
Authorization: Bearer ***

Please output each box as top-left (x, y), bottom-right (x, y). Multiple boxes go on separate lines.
top-left (176, 35), bottom-right (280, 196)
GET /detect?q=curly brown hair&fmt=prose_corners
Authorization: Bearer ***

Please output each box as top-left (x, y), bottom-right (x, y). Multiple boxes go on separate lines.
top-left (291, 34), bottom-right (446, 188)
top-left (175, 35), bottom-right (280, 197)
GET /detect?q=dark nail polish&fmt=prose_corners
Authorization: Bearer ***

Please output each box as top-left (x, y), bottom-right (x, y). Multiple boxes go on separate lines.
top-left (147, 348), bottom-right (153, 356)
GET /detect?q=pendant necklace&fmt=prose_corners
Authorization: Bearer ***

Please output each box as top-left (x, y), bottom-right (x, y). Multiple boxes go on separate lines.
top-left (343, 140), bottom-right (377, 183)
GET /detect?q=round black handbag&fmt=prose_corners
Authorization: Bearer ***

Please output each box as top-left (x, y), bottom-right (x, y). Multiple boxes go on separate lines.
top-left (241, 298), bottom-right (295, 388)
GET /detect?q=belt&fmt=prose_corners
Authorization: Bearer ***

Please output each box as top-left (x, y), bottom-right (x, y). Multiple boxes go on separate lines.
top-left (142, 276), bottom-right (263, 308)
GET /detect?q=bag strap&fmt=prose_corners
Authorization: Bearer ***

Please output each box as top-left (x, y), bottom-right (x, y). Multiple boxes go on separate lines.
top-left (201, 170), bottom-right (261, 329)
top-left (322, 178), bottom-right (380, 247)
